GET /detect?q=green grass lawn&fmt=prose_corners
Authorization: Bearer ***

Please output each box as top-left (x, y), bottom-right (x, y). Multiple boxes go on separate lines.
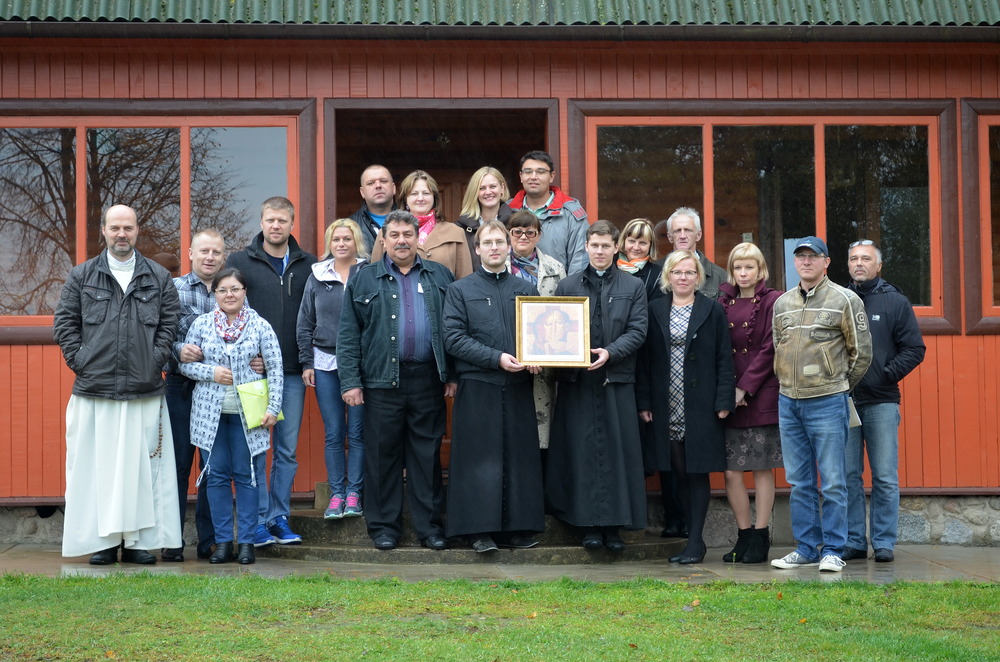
top-left (1, 574), bottom-right (997, 661)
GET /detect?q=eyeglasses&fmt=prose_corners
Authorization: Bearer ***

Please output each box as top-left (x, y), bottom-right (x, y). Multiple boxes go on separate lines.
top-left (479, 240), bottom-right (507, 249)
top-left (520, 168), bottom-right (551, 176)
top-left (215, 287), bottom-right (245, 296)
top-left (849, 239), bottom-right (875, 248)
top-left (510, 228), bottom-right (539, 238)
top-left (794, 253), bottom-right (826, 262)
top-left (669, 270), bottom-right (698, 279)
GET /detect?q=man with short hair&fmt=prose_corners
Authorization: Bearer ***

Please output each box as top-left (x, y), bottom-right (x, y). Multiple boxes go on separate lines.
top-left (338, 210), bottom-right (456, 551)
top-left (664, 207), bottom-right (727, 299)
top-left (350, 164), bottom-right (397, 254)
top-left (506, 150), bottom-right (589, 274)
top-left (53, 204), bottom-right (182, 565)
top-left (226, 196), bottom-right (317, 546)
top-left (442, 221), bottom-right (545, 553)
top-left (843, 240), bottom-right (925, 563)
top-left (771, 236), bottom-right (872, 573)
top-left (161, 229), bottom-right (225, 562)
top-left (547, 220), bottom-right (648, 552)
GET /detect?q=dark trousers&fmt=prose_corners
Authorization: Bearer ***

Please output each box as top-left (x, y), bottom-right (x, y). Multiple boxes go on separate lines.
top-left (362, 364), bottom-right (446, 541)
top-left (166, 374), bottom-right (214, 554)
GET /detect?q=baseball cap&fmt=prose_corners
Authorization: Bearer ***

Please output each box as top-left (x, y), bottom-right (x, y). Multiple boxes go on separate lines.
top-left (792, 236), bottom-right (829, 257)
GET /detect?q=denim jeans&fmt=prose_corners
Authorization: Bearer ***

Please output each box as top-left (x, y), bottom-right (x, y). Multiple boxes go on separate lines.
top-left (207, 414), bottom-right (258, 544)
top-left (778, 392), bottom-right (849, 559)
top-left (165, 374), bottom-right (214, 554)
top-left (313, 367), bottom-right (365, 496)
top-left (846, 402), bottom-right (901, 551)
top-left (258, 373), bottom-right (306, 525)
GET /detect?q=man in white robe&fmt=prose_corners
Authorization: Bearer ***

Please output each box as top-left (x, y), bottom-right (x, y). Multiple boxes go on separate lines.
top-left (53, 204), bottom-right (182, 564)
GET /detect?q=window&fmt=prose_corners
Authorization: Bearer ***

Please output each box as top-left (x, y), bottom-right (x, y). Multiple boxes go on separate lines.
top-left (574, 100), bottom-right (956, 331)
top-left (963, 99), bottom-right (1000, 333)
top-left (0, 116), bottom-right (296, 320)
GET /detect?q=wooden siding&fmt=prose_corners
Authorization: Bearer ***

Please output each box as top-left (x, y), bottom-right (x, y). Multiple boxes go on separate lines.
top-left (2, 38), bottom-right (1000, 498)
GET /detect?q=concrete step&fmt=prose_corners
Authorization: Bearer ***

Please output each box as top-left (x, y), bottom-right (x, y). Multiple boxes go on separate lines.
top-left (257, 509), bottom-right (686, 564)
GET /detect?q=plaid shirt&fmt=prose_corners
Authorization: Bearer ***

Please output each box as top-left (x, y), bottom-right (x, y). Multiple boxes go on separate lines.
top-left (169, 271), bottom-right (215, 374)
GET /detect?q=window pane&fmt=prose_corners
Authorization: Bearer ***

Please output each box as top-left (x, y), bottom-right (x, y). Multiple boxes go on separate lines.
top-left (0, 128), bottom-right (76, 315)
top-left (713, 126), bottom-right (815, 290)
top-left (86, 128), bottom-right (182, 263)
top-left (989, 126), bottom-right (1000, 306)
top-left (596, 126), bottom-right (703, 230)
top-left (191, 127), bottom-right (287, 252)
top-left (825, 125), bottom-right (930, 305)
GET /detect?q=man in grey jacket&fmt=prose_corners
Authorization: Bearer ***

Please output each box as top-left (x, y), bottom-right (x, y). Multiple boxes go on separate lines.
top-left (770, 236), bottom-right (872, 574)
top-left (53, 204), bottom-right (181, 565)
top-left (663, 207), bottom-right (727, 299)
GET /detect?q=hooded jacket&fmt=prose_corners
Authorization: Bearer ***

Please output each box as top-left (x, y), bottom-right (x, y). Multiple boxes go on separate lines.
top-left (847, 276), bottom-right (925, 405)
top-left (225, 232), bottom-right (317, 374)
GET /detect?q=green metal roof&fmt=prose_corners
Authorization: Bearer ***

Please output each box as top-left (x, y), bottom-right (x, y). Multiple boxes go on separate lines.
top-left (2, 0), bottom-right (998, 27)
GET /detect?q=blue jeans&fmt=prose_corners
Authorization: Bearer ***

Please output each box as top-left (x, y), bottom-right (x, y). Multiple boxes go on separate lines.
top-left (778, 392), bottom-right (849, 559)
top-left (846, 402), bottom-right (901, 551)
top-left (258, 373), bottom-right (306, 525)
top-left (314, 368), bottom-right (365, 496)
top-left (207, 414), bottom-right (258, 544)
top-left (165, 374), bottom-right (214, 554)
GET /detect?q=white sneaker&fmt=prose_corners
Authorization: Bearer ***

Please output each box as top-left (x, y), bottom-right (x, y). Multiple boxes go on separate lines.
top-left (819, 554), bottom-right (846, 572)
top-left (771, 550), bottom-right (820, 569)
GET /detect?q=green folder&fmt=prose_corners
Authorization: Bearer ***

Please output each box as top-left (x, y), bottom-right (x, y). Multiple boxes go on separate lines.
top-left (235, 379), bottom-right (285, 428)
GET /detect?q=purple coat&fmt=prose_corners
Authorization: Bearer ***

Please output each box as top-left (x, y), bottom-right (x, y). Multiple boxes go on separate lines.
top-left (718, 280), bottom-right (782, 428)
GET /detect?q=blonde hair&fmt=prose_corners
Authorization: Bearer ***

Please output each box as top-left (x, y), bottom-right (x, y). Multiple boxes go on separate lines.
top-left (617, 217), bottom-right (657, 260)
top-left (726, 242), bottom-right (769, 287)
top-left (322, 218), bottom-right (368, 260)
top-left (398, 170), bottom-right (443, 220)
top-left (659, 250), bottom-right (705, 293)
top-left (459, 166), bottom-right (508, 219)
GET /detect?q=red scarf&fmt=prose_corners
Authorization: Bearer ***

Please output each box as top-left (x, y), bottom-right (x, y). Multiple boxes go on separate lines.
top-left (416, 212), bottom-right (437, 246)
top-left (214, 300), bottom-right (250, 343)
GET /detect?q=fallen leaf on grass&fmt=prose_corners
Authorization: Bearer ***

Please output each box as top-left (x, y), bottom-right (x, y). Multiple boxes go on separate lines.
top-left (629, 643), bottom-right (638, 649)
top-left (691, 599), bottom-right (700, 607)
top-left (799, 618), bottom-right (807, 624)
top-left (105, 653), bottom-right (116, 659)
top-left (527, 612), bottom-right (537, 619)
top-left (777, 592), bottom-right (783, 600)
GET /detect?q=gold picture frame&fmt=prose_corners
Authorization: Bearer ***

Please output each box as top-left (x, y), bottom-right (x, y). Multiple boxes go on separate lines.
top-left (515, 296), bottom-right (591, 367)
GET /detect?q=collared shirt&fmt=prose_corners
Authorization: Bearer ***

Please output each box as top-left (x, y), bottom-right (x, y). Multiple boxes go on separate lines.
top-left (527, 191), bottom-right (556, 216)
top-left (385, 253), bottom-right (432, 363)
top-left (170, 271), bottom-right (215, 373)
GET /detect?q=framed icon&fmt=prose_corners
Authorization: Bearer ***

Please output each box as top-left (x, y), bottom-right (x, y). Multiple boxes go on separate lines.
top-left (516, 296), bottom-right (591, 367)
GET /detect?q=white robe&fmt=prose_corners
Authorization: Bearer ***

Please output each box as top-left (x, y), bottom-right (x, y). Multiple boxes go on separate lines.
top-left (62, 395), bottom-right (183, 557)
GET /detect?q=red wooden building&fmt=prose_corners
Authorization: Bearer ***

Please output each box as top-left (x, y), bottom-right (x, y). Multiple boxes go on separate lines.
top-left (1, 3), bottom-right (999, 515)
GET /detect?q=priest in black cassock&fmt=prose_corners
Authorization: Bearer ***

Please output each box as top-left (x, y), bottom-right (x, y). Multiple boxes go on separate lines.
top-left (546, 220), bottom-right (649, 552)
top-left (442, 220), bottom-right (546, 553)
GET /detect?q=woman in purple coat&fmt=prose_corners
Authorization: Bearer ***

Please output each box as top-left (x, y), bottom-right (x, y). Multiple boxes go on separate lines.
top-left (717, 243), bottom-right (783, 564)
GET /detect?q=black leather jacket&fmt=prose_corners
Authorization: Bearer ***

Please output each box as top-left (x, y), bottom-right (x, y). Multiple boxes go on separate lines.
top-left (53, 251), bottom-right (179, 400)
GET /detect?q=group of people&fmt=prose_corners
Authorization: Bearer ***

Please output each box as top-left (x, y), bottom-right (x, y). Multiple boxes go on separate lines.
top-left (53, 148), bottom-right (925, 573)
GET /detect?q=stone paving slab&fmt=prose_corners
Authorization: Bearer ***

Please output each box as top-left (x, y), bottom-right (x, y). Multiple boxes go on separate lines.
top-left (3, 544), bottom-right (997, 584)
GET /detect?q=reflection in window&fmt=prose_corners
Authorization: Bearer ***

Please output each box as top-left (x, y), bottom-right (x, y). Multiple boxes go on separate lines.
top-left (86, 128), bottom-right (182, 262)
top-left (713, 126), bottom-right (815, 290)
top-left (597, 126), bottom-right (703, 228)
top-left (191, 127), bottom-right (287, 252)
top-left (989, 127), bottom-right (1000, 306)
top-left (0, 128), bottom-right (76, 315)
top-left (825, 125), bottom-right (930, 305)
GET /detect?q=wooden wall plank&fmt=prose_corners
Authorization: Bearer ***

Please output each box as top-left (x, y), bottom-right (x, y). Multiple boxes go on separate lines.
top-left (534, 53), bottom-right (551, 99)
top-left (9, 348), bottom-right (28, 496)
top-left (0, 347), bottom-right (11, 496)
top-left (840, 54), bottom-right (858, 99)
top-left (698, 54), bottom-right (716, 99)
top-left (450, 51), bottom-right (468, 98)
top-left (467, 51), bottom-right (485, 97)
top-left (981, 55), bottom-right (999, 99)
top-left (745, 53), bottom-right (762, 99)
top-left (807, 54), bottom-right (825, 98)
top-left (255, 52), bottom-right (273, 98)
top-left (41, 350), bottom-right (65, 496)
top-left (632, 52), bottom-right (650, 98)
top-left (34, 52), bottom-right (50, 98)
top-left (665, 53), bottom-right (682, 98)
top-left (272, 52), bottom-right (289, 98)
top-left (872, 54), bottom-right (891, 98)
top-left (518, 52), bottom-right (535, 99)
top-left (790, 53), bottom-right (810, 98)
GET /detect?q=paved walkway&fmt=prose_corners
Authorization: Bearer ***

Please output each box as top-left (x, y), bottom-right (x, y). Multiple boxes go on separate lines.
top-left (2, 543), bottom-right (996, 583)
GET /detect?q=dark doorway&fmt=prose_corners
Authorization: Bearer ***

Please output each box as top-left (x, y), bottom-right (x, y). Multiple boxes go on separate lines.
top-left (329, 102), bottom-right (555, 223)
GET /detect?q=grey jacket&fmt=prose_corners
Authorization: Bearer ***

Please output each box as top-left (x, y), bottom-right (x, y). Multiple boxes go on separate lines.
top-left (773, 275), bottom-right (873, 399)
top-left (53, 250), bottom-right (179, 400)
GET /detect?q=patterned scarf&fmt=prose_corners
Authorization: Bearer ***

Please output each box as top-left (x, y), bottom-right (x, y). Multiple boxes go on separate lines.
top-left (616, 253), bottom-right (649, 274)
top-left (416, 212), bottom-right (437, 246)
top-left (510, 249), bottom-right (539, 285)
top-left (214, 299), bottom-right (250, 343)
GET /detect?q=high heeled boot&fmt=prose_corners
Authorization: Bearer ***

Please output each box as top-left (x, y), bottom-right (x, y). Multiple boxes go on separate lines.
top-left (741, 526), bottom-right (771, 564)
top-left (722, 527), bottom-right (752, 563)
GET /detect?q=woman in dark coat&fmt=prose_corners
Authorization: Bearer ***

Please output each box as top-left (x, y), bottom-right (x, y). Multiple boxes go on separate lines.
top-left (547, 220), bottom-right (648, 552)
top-left (637, 250), bottom-right (735, 564)
top-left (717, 242), bottom-right (783, 564)
top-left (455, 166), bottom-right (513, 269)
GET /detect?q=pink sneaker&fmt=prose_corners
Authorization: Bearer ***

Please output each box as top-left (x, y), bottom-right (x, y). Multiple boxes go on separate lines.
top-left (324, 494), bottom-right (345, 519)
top-left (344, 492), bottom-right (363, 517)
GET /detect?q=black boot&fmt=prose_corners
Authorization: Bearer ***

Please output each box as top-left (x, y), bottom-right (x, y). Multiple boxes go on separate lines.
top-left (210, 542), bottom-right (234, 564)
top-left (237, 543), bottom-right (255, 565)
top-left (722, 527), bottom-right (752, 563)
top-left (741, 526), bottom-right (771, 564)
